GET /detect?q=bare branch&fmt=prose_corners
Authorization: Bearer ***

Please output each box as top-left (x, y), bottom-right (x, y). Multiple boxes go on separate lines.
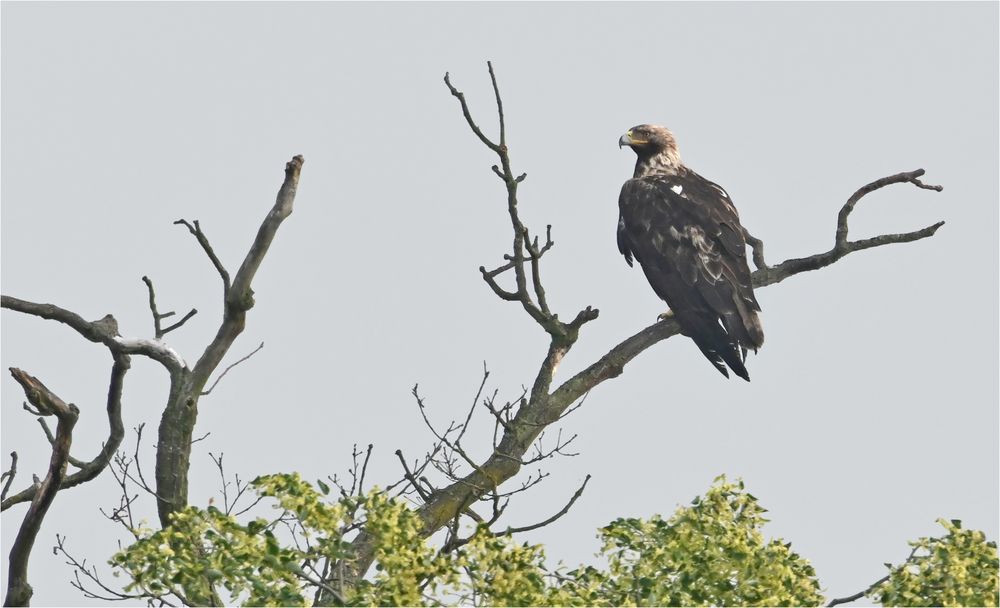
top-left (455, 363), bottom-right (491, 446)
top-left (442, 474), bottom-right (591, 553)
top-left (447, 64), bottom-right (571, 339)
top-left (357, 443), bottom-right (373, 498)
top-left (156, 155), bottom-right (304, 527)
top-left (395, 449), bottom-right (433, 502)
top-left (36, 418), bottom-right (87, 468)
top-left (1, 297), bottom-right (117, 344)
top-left (55, 535), bottom-right (154, 604)
top-left (173, 219), bottom-right (231, 296)
top-left (5, 368), bottom-right (80, 606)
top-left (443, 72), bottom-right (501, 153)
top-left (478, 266), bottom-right (520, 301)
top-left (161, 309), bottom-right (198, 336)
top-left (0, 298), bottom-right (183, 371)
top-left (201, 341), bottom-right (265, 396)
top-left (836, 169), bottom-right (942, 249)
top-left (1, 452), bottom-right (17, 501)
top-left (3, 353), bottom-right (129, 511)
top-left (827, 547), bottom-right (920, 607)
top-left (501, 474), bottom-right (590, 535)
top-left (487, 61), bottom-right (506, 148)
top-left (142, 276), bottom-right (198, 339)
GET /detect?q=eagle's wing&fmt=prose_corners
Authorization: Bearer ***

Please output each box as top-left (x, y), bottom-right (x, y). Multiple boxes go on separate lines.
top-left (618, 170), bottom-right (764, 378)
top-left (617, 213), bottom-right (634, 267)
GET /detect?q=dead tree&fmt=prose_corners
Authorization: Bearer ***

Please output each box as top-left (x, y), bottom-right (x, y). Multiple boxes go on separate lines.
top-left (322, 62), bottom-right (944, 601)
top-left (1, 156), bottom-right (304, 605)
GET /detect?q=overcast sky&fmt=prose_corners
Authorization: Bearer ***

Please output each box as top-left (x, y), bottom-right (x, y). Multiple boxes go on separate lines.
top-left (2, 2), bottom-right (997, 606)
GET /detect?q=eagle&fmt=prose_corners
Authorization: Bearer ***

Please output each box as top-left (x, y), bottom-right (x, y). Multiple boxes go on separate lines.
top-left (617, 124), bottom-right (763, 381)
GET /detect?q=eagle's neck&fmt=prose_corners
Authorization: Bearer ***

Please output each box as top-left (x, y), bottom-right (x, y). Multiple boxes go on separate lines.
top-left (634, 149), bottom-right (682, 178)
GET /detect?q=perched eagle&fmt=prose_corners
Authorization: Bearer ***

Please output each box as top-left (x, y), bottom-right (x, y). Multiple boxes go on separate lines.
top-left (617, 124), bottom-right (763, 381)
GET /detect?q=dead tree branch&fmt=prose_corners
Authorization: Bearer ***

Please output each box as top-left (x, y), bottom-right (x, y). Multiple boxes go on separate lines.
top-left (0, 300), bottom-right (183, 371)
top-left (4, 369), bottom-right (80, 607)
top-left (54, 535), bottom-right (162, 605)
top-left (141, 276), bottom-right (197, 339)
top-left (440, 474), bottom-right (591, 554)
top-left (173, 219), bottom-right (231, 298)
top-left (2, 353), bottom-right (130, 512)
top-left (827, 547), bottom-right (920, 607)
top-left (2, 156), bottom-right (303, 544)
top-left (201, 341), bottom-right (265, 396)
top-left (327, 63), bottom-right (945, 598)
top-left (1, 454), bottom-right (17, 502)
top-left (155, 155), bottom-right (303, 528)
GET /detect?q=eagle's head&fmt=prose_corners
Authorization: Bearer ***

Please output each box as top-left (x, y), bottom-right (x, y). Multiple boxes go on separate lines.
top-left (619, 124), bottom-right (682, 176)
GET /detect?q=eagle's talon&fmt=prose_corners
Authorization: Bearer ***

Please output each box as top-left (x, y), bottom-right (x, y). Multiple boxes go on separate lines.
top-left (657, 310), bottom-right (674, 322)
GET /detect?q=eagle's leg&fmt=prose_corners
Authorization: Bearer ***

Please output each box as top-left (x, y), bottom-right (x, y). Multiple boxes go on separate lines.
top-left (657, 309), bottom-right (675, 322)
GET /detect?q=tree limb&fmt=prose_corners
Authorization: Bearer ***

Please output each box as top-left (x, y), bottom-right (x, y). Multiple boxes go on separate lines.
top-left (0, 299), bottom-right (184, 372)
top-left (201, 341), bottom-right (264, 396)
top-left (155, 155), bottom-right (303, 527)
top-left (826, 546), bottom-right (921, 607)
top-left (173, 219), bottom-right (232, 298)
top-left (1, 453), bottom-right (17, 502)
top-left (4, 369), bottom-right (80, 607)
top-left (2, 353), bottom-right (130, 512)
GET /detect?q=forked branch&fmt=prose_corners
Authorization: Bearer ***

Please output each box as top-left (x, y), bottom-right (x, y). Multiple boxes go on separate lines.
top-left (2, 353), bottom-right (130, 512)
top-left (5, 369), bottom-right (80, 607)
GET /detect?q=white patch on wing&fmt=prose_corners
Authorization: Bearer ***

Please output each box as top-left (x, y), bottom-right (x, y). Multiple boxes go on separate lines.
top-left (669, 226), bottom-right (683, 241)
top-left (671, 184), bottom-right (683, 195)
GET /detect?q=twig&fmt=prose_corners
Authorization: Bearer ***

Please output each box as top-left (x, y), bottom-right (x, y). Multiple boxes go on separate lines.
top-left (201, 341), bottom-right (265, 396)
top-left (501, 474), bottom-right (590, 535)
top-left (36, 418), bottom-right (88, 468)
top-left (395, 449), bottom-right (432, 502)
top-left (1, 452), bottom-right (18, 501)
top-left (142, 276), bottom-right (197, 339)
top-left (357, 443), bottom-right (373, 497)
top-left (836, 169), bottom-right (942, 249)
top-left (455, 363), bottom-right (491, 445)
top-left (827, 547), bottom-right (920, 607)
top-left (173, 220), bottom-right (231, 296)
top-left (55, 534), bottom-right (155, 603)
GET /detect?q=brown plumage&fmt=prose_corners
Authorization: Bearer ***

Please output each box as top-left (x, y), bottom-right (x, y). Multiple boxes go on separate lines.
top-left (618, 124), bottom-right (763, 381)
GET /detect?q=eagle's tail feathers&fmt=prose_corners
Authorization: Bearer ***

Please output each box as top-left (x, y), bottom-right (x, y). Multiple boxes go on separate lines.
top-left (681, 313), bottom-right (750, 382)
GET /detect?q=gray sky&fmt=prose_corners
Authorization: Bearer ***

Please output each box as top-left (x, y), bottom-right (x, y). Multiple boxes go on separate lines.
top-left (2, 2), bottom-right (997, 605)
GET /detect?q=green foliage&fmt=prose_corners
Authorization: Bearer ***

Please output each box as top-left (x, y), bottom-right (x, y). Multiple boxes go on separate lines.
top-left (109, 474), bottom-right (997, 608)
top-left (871, 518), bottom-right (999, 607)
top-left (357, 490), bottom-right (457, 606)
top-left (553, 475), bottom-right (823, 607)
top-left (111, 472), bottom-right (352, 606)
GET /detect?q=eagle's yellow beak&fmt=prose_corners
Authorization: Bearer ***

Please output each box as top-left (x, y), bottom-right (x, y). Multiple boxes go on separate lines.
top-left (619, 131), bottom-right (647, 149)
